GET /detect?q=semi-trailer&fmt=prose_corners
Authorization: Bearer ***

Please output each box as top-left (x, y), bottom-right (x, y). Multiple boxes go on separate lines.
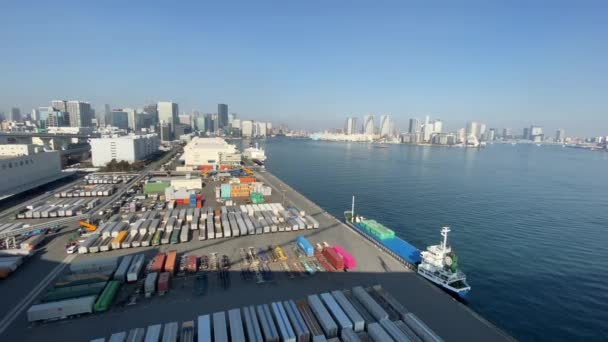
top-left (144, 272), bottom-right (158, 298)
top-left (162, 322), bottom-right (178, 342)
top-left (308, 294), bottom-right (338, 338)
top-left (127, 254), bottom-right (145, 283)
top-left (213, 311), bottom-right (228, 342)
top-left (197, 314), bottom-right (212, 342)
top-left (27, 295), bottom-right (97, 322)
top-left (243, 306), bottom-right (264, 342)
top-left (113, 255), bottom-right (134, 282)
top-left (181, 321), bottom-right (195, 342)
top-left (228, 309), bottom-right (246, 342)
top-left (144, 324), bottom-right (162, 342)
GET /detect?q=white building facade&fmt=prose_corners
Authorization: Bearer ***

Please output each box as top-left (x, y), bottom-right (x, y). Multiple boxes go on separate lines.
top-left (90, 134), bottom-right (160, 166)
top-left (181, 137), bottom-right (240, 167)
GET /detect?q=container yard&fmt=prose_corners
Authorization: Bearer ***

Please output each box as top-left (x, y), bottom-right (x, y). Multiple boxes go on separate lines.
top-left (89, 285), bottom-right (443, 342)
top-left (0, 155), bottom-right (511, 342)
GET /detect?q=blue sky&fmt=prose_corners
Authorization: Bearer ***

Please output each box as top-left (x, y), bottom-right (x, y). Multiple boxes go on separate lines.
top-left (0, 1), bottom-right (606, 136)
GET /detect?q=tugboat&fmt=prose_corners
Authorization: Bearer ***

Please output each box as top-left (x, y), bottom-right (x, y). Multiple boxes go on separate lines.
top-left (417, 227), bottom-right (471, 299)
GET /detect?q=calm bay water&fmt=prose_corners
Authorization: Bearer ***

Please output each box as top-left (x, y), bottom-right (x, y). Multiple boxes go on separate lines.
top-left (252, 138), bottom-right (608, 341)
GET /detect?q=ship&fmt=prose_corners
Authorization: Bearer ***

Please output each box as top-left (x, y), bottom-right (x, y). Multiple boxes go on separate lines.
top-left (242, 143), bottom-right (266, 166)
top-left (344, 196), bottom-right (471, 300)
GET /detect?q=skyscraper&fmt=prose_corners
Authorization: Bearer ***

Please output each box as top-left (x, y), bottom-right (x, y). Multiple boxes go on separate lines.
top-left (157, 101), bottom-right (179, 138)
top-left (555, 129), bottom-right (565, 142)
top-left (363, 115), bottom-right (375, 135)
top-left (10, 107), bottom-right (21, 122)
top-left (479, 124), bottom-right (487, 139)
top-left (66, 101), bottom-right (93, 127)
top-left (422, 115), bottom-right (432, 142)
top-left (380, 115), bottom-right (393, 137)
top-left (502, 128), bottom-right (511, 139)
top-left (408, 118), bottom-right (420, 134)
top-left (431, 119), bottom-right (443, 134)
top-left (123, 108), bottom-right (137, 131)
top-left (51, 100), bottom-right (67, 112)
top-left (241, 120), bottom-right (253, 137)
top-left (487, 128), bottom-right (496, 141)
top-left (466, 121), bottom-right (479, 138)
top-left (523, 127), bottom-right (530, 140)
top-left (218, 104), bottom-right (228, 129)
top-left (344, 117), bottom-right (358, 135)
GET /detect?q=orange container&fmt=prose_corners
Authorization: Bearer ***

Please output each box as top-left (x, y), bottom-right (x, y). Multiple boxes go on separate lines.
top-left (164, 250), bottom-right (177, 275)
top-left (239, 177), bottom-right (256, 183)
top-left (150, 253), bottom-right (166, 273)
top-left (219, 165), bottom-right (232, 170)
top-left (198, 165), bottom-right (213, 171)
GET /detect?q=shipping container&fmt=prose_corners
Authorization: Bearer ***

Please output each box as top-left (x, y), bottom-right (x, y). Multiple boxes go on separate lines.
top-left (228, 308), bottom-right (246, 342)
top-left (70, 257), bottom-right (118, 275)
top-left (111, 231), bottom-right (129, 250)
top-left (323, 247), bottom-right (345, 271)
top-left (296, 236), bottom-right (314, 257)
top-left (393, 320), bottom-right (423, 342)
top-left (150, 253), bottom-right (166, 273)
top-left (320, 292), bottom-right (353, 332)
top-left (330, 291), bottom-right (365, 332)
top-left (40, 282), bottom-right (107, 303)
top-left (127, 254), bottom-right (146, 282)
top-left (113, 255), bottom-right (134, 282)
top-left (283, 300), bottom-right (311, 342)
top-left (308, 294), bottom-right (338, 338)
top-left (271, 302), bottom-right (296, 342)
top-left (256, 305), bottom-right (279, 342)
top-left (152, 231), bottom-right (162, 246)
top-left (27, 295), bottom-right (96, 322)
top-left (126, 327), bottom-right (146, 342)
top-left (164, 250), bottom-right (177, 275)
top-left (371, 285), bottom-right (408, 321)
top-left (144, 272), bottom-right (158, 297)
top-left (157, 272), bottom-right (170, 295)
top-left (295, 300), bottom-right (325, 341)
top-left (403, 313), bottom-right (443, 342)
top-left (109, 332), bottom-right (127, 342)
top-left (180, 226), bottom-right (190, 242)
top-left (379, 318), bottom-right (410, 342)
top-left (162, 322), bottom-right (178, 342)
top-left (144, 324), bottom-right (162, 342)
top-left (180, 321), bottom-right (194, 342)
top-left (213, 311), bottom-right (229, 342)
top-left (197, 314), bottom-right (211, 342)
top-left (352, 287), bottom-right (388, 321)
top-left (367, 322), bottom-right (393, 342)
top-left (243, 306), bottom-right (264, 342)
top-left (20, 234), bottom-right (45, 249)
top-left (94, 281), bottom-right (121, 312)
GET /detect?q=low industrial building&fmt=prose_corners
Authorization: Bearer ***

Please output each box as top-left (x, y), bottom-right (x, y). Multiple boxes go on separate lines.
top-left (0, 144), bottom-right (63, 199)
top-left (181, 137), bottom-right (241, 168)
top-left (90, 134), bottom-right (160, 167)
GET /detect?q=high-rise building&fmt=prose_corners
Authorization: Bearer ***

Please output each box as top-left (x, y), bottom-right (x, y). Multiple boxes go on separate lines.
top-left (380, 115), bottom-right (393, 137)
top-left (431, 119), bottom-right (443, 134)
top-left (123, 108), bottom-right (137, 131)
top-left (218, 104), bottom-right (228, 129)
top-left (502, 128), bottom-right (511, 139)
top-left (422, 116), bottom-right (432, 142)
top-left (212, 113), bottom-right (219, 132)
top-left (408, 118), bottom-right (420, 134)
top-left (10, 107), bottom-right (21, 122)
top-left (363, 115), bottom-right (375, 135)
top-left (228, 113), bottom-right (236, 127)
top-left (178, 114), bottom-right (191, 126)
top-left (143, 104), bottom-right (158, 125)
top-left (157, 101), bottom-right (179, 139)
top-left (344, 117), bottom-right (358, 135)
top-left (66, 101), bottom-right (93, 127)
top-left (90, 134), bottom-right (159, 167)
top-left (109, 110), bottom-right (129, 130)
top-left (523, 127), bottom-right (530, 140)
top-left (466, 121), bottom-right (479, 138)
top-left (51, 100), bottom-right (67, 112)
top-left (204, 114), bottom-right (214, 133)
top-left (555, 129), bottom-right (565, 143)
top-left (487, 128), bottom-right (496, 141)
top-left (457, 128), bottom-right (466, 143)
top-left (103, 104), bottom-right (111, 126)
top-left (530, 125), bottom-right (543, 142)
top-left (241, 120), bottom-right (253, 137)
top-left (479, 124), bottom-right (487, 139)
top-left (30, 108), bottom-right (39, 122)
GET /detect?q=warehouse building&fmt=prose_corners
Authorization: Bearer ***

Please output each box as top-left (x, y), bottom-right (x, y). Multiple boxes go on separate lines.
top-left (181, 137), bottom-right (241, 167)
top-left (90, 134), bottom-right (160, 167)
top-left (0, 144), bottom-right (63, 199)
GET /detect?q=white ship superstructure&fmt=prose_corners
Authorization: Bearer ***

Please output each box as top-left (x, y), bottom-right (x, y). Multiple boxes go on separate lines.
top-left (417, 227), bottom-right (471, 298)
top-left (243, 143), bottom-right (266, 161)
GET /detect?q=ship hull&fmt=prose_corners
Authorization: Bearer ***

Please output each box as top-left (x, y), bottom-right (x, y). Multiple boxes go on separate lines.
top-left (418, 271), bottom-right (470, 301)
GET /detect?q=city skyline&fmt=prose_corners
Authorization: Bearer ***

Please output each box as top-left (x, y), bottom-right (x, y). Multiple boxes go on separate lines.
top-left (1, 2), bottom-right (607, 136)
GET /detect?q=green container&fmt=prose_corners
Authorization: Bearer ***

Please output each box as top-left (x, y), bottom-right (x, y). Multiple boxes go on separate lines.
top-left (360, 220), bottom-right (395, 240)
top-left (144, 182), bottom-right (170, 194)
top-left (42, 282), bottom-right (107, 303)
top-left (94, 281), bottom-right (121, 312)
top-left (170, 229), bottom-right (180, 244)
top-left (152, 231), bottom-right (162, 246)
top-left (250, 192), bottom-right (265, 204)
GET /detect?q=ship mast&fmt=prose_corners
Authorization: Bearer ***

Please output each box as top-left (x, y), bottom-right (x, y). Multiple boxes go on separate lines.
top-left (441, 226), bottom-right (451, 252)
top-left (351, 195), bottom-right (355, 222)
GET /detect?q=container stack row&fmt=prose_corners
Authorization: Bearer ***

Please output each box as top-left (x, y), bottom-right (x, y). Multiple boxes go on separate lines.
top-left (85, 174), bottom-right (135, 184)
top-left (55, 185), bottom-right (116, 198)
top-left (89, 285), bottom-right (444, 342)
top-left (17, 198), bottom-right (100, 219)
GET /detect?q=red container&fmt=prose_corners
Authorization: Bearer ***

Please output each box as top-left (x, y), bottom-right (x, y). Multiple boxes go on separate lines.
top-left (314, 251), bottom-right (335, 272)
top-left (196, 200), bottom-right (202, 208)
top-left (199, 165), bottom-right (213, 171)
top-left (150, 253), bottom-right (166, 273)
top-left (323, 247), bottom-right (345, 270)
top-left (157, 272), bottom-right (170, 293)
top-left (187, 256), bottom-right (198, 273)
top-left (239, 177), bottom-right (256, 183)
top-left (333, 245), bottom-right (356, 269)
top-left (219, 165), bottom-right (232, 170)
top-left (164, 250), bottom-right (177, 275)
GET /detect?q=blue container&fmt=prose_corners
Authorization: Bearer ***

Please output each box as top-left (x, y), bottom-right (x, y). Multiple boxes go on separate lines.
top-left (296, 236), bottom-right (314, 257)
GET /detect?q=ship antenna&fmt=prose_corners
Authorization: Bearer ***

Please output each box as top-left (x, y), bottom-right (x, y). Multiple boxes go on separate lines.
top-left (351, 195), bottom-right (355, 222)
top-left (441, 226), bottom-right (451, 251)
